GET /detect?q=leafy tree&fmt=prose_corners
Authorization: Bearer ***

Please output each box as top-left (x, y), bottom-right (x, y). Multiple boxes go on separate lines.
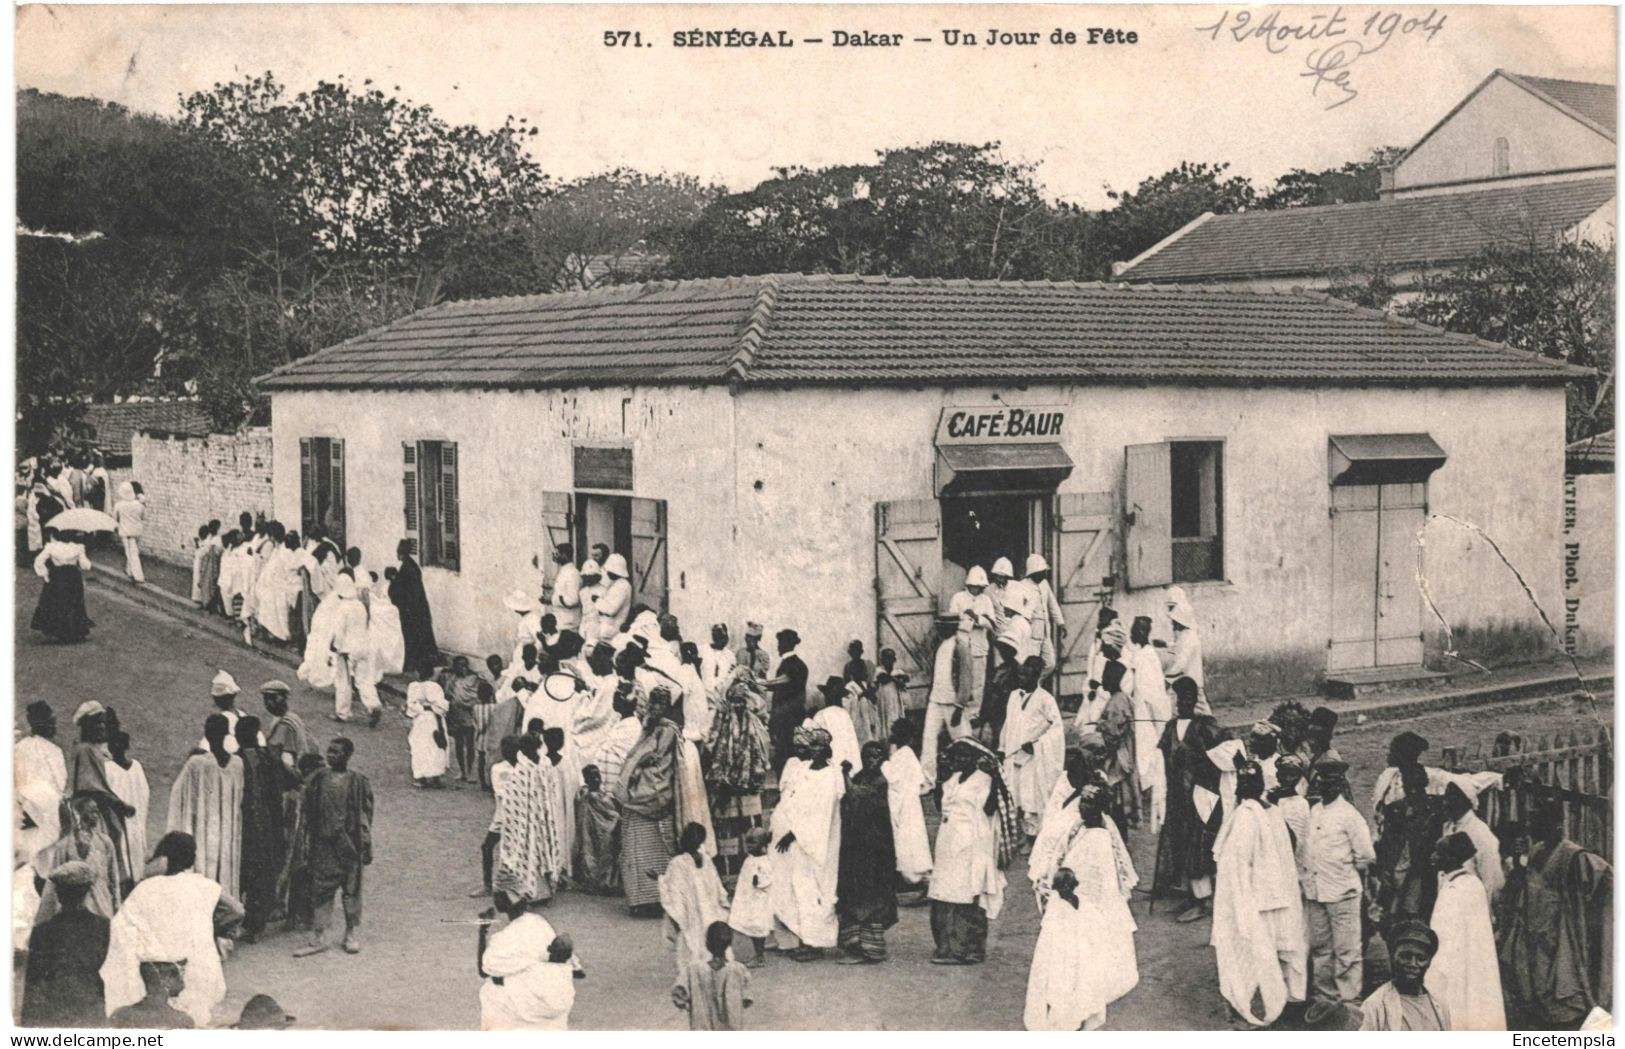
top-left (1402, 240), bottom-right (1614, 441)
top-left (1095, 161), bottom-right (1257, 270)
top-left (668, 142), bottom-right (1070, 280)
top-left (1257, 146), bottom-right (1407, 210)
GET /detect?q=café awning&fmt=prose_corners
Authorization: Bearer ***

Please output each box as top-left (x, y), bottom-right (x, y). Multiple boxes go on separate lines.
top-left (1328, 433), bottom-right (1448, 486)
top-left (935, 442), bottom-right (1075, 496)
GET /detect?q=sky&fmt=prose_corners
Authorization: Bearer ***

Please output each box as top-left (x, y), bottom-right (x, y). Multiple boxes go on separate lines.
top-left (14, 4), bottom-right (1618, 209)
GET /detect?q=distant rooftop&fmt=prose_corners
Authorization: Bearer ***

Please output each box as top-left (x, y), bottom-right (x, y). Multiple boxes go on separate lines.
top-left (84, 400), bottom-right (213, 457)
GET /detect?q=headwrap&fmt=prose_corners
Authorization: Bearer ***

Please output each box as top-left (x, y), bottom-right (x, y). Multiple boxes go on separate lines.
top-left (1249, 720), bottom-right (1280, 739)
top-left (48, 860), bottom-right (95, 887)
top-left (744, 622), bottom-right (764, 638)
top-left (744, 826), bottom-right (773, 850)
top-left (1434, 830), bottom-right (1476, 872)
top-left (1101, 620), bottom-right (1129, 649)
top-left (211, 670), bottom-right (240, 698)
top-left (71, 701), bottom-right (105, 724)
top-left (1275, 755), bottom-right (1306, 781)
top-left (1169, 601), bottom-right (1196, 629)
top-left (949, 738), bottom-right (1021, 871)
top-left (258, 680), bottom-right (291, 695)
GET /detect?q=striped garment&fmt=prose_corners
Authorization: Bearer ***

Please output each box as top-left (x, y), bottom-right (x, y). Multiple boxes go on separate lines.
top-left (620, 813), bottom-right (675, 908)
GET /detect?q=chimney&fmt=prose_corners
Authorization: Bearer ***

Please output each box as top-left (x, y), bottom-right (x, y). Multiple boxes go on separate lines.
top-left (1111, 261), bottom-right (1129, 277)
top-left (1377, 164), bottom-right (1397, 201)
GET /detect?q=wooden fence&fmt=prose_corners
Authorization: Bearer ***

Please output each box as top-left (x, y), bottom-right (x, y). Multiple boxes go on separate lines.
top-left (1440, 727), bottom-right (1613, 859)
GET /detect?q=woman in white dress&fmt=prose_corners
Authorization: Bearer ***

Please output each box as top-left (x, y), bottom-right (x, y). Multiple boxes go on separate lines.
top-left (368, 570), bottom-right (407, 681)
top-left (405, 666), bottom-right (450, 787)
top-left (1024, 784), bottom-right (1138, 1030)
top-left (881, 720), bottom-right (933, 887)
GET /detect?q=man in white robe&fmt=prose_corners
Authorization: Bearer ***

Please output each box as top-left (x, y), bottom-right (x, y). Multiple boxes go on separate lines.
top-left (1210, 761), bottom-right (1307, 1026)
top-left (1424, 831), bottom-right (1505, 1030)
top-left (1000, 658), bottom-right (1064, 837)
top-left (16, 701), bottom-right (67, 801)
top-left (769, 727), bottom-right (843, 959)
top-left (479, 899), bottom-right (579, 1031)
top-left (808, 677), bottom-right (862, 774)
top-left (549, 545), bottom-right (583, 634)
top-left (882, 721), bottom-right (932, 885)
top-left (1127, 616), bottom-right (1170, 832)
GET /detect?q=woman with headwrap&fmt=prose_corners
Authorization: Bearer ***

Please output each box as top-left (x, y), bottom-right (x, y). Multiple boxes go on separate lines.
top-left (1426, 831), bottom-right (1505, 1030)
top-left (1162, 588), bottom-right (1207, 713)
top-left (1023, 783), bottom-right (1139, 1030)
top-left (32, 797), bottom-right (121, 924)
top-left (769, 725), bottom-right (844, 961)
top-left (835, 741), bottom-right (897, 964)
top-left (67, 704), bottom-right (135, 892)
top-left (1210, 760), bottom-right (1307, 1026)
top-left (927, 737), bottom-right (1014, 965)
top-left (615, 687), bottom-right (681, 914)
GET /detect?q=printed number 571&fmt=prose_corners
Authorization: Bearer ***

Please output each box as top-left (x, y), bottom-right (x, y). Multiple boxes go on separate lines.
top-left (604, 31), bottom-right (644, 46)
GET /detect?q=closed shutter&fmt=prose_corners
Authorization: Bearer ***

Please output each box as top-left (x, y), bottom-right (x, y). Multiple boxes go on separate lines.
top-left (630, 497), bottom-right (667, 614)
top-left (441, 442), bottom-right (460, 571)
top-left (1053, 491), bottom-right (1115, 702)
top-left (1124, 442), bottom-right (1172, 589)
top-left (874, 499), bottom-right (942, 710)
top-left (300, 438), bottom-right (315, 539)
top-left (330, 439), bottom-right (346, 547)
top-left (402, 442), bottom-right (420, 558)
top-left (539, 491), bottom-right (575, 603)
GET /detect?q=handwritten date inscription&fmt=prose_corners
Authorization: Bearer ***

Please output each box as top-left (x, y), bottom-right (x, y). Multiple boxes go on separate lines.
top-left (1196, 8), bottom-right (1447, 110)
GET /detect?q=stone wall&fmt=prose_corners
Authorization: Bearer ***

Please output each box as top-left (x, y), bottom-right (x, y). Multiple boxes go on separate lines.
top-left (128, 429), bottom-right (274, 567)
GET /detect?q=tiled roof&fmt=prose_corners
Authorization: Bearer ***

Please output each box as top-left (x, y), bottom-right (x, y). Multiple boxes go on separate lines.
top-left (1508, 72), bottom-right (1616, 136)
top-left (83, 400), bottom-right (214, 456)
top-left (1566, 430), bottom-right (1614, 472)
top-left (256, 274), bottom-right (1577, 392)
top-left (1117, 177), bottom-right (1615, 283)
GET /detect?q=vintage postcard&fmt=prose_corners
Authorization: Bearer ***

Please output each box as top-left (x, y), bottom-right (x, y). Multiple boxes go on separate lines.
top-left (11, 2), bottom-right (1616, 1034)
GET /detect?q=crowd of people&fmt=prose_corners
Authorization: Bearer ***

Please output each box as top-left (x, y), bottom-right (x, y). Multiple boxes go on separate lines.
top-left (13, 682), bottom-right (366, 1028)
top-left (14, 533), bottom-right (1615, 1032)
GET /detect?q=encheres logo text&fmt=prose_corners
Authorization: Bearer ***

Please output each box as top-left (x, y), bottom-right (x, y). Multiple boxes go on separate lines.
top-left (945, 409), bottom-right (1065, 439)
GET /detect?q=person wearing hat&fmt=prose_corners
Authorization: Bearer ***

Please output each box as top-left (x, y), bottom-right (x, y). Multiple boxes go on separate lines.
top-left (769, 726), bottom-right (843, 961)
top-left (1023, 553), bottom-right (1067, 670)
top-left (21, 860), bottom-right (110, 1027)
top-left (506, 588), bottom-right (542, 652)
top-left (1303, 708), bottom-right (1342, 799)
top-left (988, 555), bottom-right (1032, 643)
top-left (1161, 590), bottom-right (1207, 712)
top-left (260, 680), bottom-right (319, 771)
top-left (975, 620), bottom-right (1028, 745)
top-left (102, 832), bottom-right (239, 1027)
top-left (736, 621), bottom-right (770, 679)
top-left (948, 565), bottom-right (998, 706)
top-left (110, 960), bottom-right (193, 1029)
top-left (592, 553), bottom-right (633, 642)
top-left (920, 614), bottom-right (969, 789)
top-left (1301, 757), bottom-right (1375, 1016)
top-left (1268, 756), bottom-right (1311, 876)
top-left (1357, 920), bottom-right (1450, 1030)
top-left (1425, 831), bottom-right (1505, 1030)
top-left (233, 993), bottom-right (295, 1030)
top-left (1211, 759), bottom-right (1307, 1026)
top-left (763, 628), bottom-right (809, 774)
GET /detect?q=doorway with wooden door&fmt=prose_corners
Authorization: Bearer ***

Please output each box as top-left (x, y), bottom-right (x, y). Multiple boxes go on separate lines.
top-left (1329, 482), bottom-right (1427, 671)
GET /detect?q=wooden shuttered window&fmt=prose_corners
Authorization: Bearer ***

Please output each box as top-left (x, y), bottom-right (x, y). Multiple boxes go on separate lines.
top-left (403, 440), bottom-right (460, 571)
top-left (301, 437), bottom-right (346, 546)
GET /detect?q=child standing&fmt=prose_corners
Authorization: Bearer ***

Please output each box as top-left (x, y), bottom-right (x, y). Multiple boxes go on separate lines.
top-left (439, 656), bottom-right (480, 783)
top-left (728, 827), bottom-right (774, 966)
top-left (405, 663), bottom-right (450, 788)
top-left (673, 922), bottom-right (752, 1030)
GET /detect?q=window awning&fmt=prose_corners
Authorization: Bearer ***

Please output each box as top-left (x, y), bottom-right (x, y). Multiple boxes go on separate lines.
top-left (935, 443), bottom-right (1075, 496)
top-left (1328, 433), bottom-right (1447, 486)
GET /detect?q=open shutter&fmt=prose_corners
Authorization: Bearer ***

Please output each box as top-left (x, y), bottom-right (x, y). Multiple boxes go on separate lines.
top-left (441, 442), bottom-right (460, 571)
top-left (330, 439), bottom-right (346, 547)
top-left (299, 438), bottom-right (315, 539)
top-left (1053, 491), bottom-right (1115, 702)
top-left (402, 442), bottom-right (420, 558)
top-left (1124, 442), bottom-right (1172, 588)
top-left (539, 491), bottom-right (575, 603)
top-left (630, 497), bottom-right (668, 614)
top-left (875, 499), bottom-right (942, 711)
